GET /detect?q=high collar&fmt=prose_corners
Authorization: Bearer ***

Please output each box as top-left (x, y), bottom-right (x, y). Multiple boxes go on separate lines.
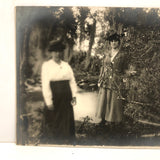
top-left (51, 59), bottom-right (62, 65)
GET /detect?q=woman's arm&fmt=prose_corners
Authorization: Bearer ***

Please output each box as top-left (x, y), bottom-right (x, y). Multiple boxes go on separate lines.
top-left (98, 66), bottom-right (104, 87)
top-left (68, 65), bottom-right (77, 105)
top-left (41, 62), bottom-right (53, 109)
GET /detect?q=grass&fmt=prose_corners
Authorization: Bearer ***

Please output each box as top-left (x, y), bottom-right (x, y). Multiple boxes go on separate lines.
top-left (20, 90), bottom-right (160, 146)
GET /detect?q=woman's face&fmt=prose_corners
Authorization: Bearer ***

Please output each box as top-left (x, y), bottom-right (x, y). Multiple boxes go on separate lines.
top-left (110, 40), bottom-right (120, 49)
top-left (51, 51), bottom-right (62, 62)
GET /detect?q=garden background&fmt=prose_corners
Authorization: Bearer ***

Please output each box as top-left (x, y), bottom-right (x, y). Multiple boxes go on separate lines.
top-left (16, 7), bottom-right (160, 146)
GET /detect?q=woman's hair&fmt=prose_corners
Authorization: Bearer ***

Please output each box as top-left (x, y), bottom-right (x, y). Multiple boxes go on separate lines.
top-left (105, 30), bottom-right (124, 45)
top-left (107, 33), bottom-right (121, 44)
top-left (48, 39), bottom-right (66, 52)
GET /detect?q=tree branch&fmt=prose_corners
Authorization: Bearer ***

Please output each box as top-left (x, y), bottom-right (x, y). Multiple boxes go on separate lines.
top-left (118, 97), bottom-right (152, 107)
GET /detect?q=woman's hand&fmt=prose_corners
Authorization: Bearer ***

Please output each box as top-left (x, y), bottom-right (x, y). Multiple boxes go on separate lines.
top-left (71, 97), bottom-right (77, 106)
top-left (126, 65), bottom-right (137, 76)
top-left (47, 104), bottom-right (55, 111)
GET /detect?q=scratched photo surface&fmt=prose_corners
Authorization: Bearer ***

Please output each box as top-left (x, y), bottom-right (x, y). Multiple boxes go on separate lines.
top-left (16, 6), bottom-right (160, 146)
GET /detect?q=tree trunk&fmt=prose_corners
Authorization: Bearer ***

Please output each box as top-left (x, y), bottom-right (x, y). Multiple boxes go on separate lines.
top-left (85, 19), bottom-right (96, 70)
top-left (63, 43), bottom-right (70, 62)
top-left (20, 27), bottom-right (28, 76)
top-left (17, 26), bottom-right (30, 145)
top-left (79, 23), bottom-right (84, 51)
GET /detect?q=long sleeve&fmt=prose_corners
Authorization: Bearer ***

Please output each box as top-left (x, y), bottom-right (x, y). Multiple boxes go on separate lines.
top-left (68, 65), bottom-right (77, 98)
top-left (41, 62), bottom-right (52, 106)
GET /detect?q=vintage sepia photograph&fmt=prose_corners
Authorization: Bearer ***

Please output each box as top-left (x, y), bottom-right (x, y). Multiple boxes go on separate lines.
top-left (16, 6), bottom-right (160, 146)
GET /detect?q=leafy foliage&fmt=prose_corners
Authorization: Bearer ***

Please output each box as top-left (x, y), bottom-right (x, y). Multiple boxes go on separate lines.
top-left (17, 7), bottom-right (160, 145)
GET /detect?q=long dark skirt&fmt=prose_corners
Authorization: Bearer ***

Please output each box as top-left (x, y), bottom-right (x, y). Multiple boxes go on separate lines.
top-left (43, 80), bottom-right (75, 144)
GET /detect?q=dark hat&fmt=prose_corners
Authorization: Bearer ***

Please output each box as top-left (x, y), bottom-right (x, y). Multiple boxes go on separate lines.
top-left (48, 39), bottom-right (66, 52)
top-left (107, 33), bottom-right (121, 41)
top-left (105, 30), bottom-right (124, 42)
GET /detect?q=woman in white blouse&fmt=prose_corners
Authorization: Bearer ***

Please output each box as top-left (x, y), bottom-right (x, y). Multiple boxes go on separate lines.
top-left (41, 39), bottom-right (77, 144)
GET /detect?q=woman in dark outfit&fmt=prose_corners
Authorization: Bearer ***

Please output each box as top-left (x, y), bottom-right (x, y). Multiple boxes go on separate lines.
top-left (41, 39), bottom-right (77, 144)
top-left (96, 32), bottom-right (129, 128)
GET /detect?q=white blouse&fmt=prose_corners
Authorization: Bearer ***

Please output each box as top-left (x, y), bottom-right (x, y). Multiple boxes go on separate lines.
top-left (41, 59), bottom-right (77, 106)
